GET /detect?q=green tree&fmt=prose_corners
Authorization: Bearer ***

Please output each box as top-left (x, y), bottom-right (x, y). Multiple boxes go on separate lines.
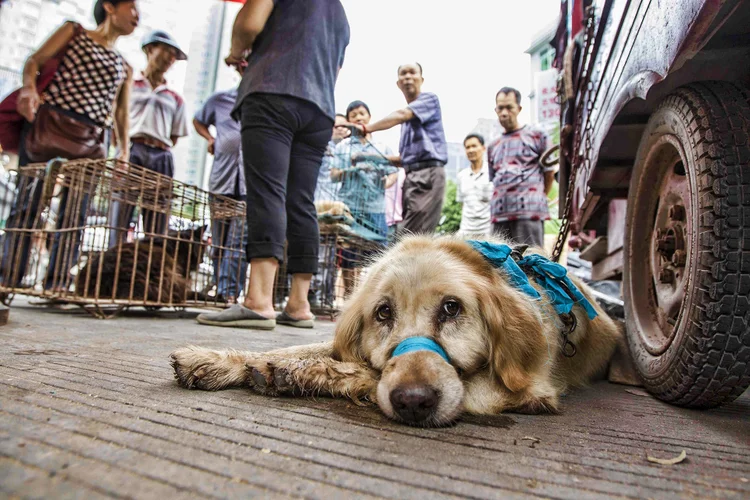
top-left (437, 180), bottom-right (462, 234)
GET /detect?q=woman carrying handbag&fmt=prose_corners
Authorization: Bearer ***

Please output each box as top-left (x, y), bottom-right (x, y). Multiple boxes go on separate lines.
top-left (0, 0), bottom-right (139, 290)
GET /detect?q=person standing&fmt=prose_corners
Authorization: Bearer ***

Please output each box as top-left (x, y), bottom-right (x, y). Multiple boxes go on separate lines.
top-left (112, 30), bottom-right (188, 239)
top-left (193, 80), bottom-right (248, 304)
top-left (456, 133), bottom-right (492, 236)
top-left (1, 0), bottom-right (138, 288)
top-left (349, 62), bottom-right (448, 235)
top-left (315, 113), bottom-right (349, 204)
top-left (310, 113), bottom-right (349, 309)
top-left (331, 100), bottom-right (397, 297)
top-left (385, 167), bottom-right (406, 240)
top-left (488, 87), bottom-right (553, 247)
top-left (196, 0), bottom-right (350, 330)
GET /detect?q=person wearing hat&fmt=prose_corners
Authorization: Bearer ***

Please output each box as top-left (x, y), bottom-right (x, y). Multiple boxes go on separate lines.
top-left (111, 29), bottom-right (189, 238)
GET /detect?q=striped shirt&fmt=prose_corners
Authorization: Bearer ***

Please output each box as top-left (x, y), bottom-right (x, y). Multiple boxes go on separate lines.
top-left (129, 73), bottom-right (188, 147)
top-left (487, 125), bottom-right (551, 222)
top-left (43, 23), bottom-right (126, 127)
top-left (456, 165), bottom-right (493, 235)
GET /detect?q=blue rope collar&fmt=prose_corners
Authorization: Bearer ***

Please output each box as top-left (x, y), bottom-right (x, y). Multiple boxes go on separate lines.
top-left (467, 240), bottom-right (598, 321)
top-left (391, 337), bottom-right (450, 364)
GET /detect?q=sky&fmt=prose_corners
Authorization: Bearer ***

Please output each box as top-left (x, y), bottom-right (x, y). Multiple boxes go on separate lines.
top-left (334, 0), bottom-right (560, 150)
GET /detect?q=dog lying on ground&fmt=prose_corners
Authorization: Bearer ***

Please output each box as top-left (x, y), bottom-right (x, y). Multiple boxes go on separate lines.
top-left (171, 235), bottom-right (620, 427)
top-left (76, 226), bottom-right (205, 303)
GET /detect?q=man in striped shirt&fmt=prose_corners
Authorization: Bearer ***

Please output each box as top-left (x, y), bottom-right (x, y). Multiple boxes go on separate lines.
top-left (488, 87), bottom-right (553, 247)
top-left (112, 30), bottom-right (188, 239)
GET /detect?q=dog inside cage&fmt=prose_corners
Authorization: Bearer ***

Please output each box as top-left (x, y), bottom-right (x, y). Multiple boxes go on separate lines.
top-left (0, 158), bottom-right (246, 317)
top-left (280, 134), bottom-right (398, 317)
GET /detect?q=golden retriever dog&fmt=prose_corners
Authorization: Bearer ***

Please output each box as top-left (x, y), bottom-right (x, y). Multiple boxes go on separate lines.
top-left (315, 200), bottom-right (352, 219)
top-left (171, 235), bottom-right (620, 427)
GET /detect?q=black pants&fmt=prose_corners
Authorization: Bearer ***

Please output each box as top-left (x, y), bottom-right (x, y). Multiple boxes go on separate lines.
top-left (240, 94), bottom-right (332, 274)
top-left (109, 142), bottom-right (174, 245)
top-left (493, 220), bottom-right (545, 248)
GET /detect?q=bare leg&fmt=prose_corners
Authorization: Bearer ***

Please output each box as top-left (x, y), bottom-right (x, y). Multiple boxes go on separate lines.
top-left (285, 272), bottom-right (314, 320)
top-left (243, 257), bottom-right (277, 318)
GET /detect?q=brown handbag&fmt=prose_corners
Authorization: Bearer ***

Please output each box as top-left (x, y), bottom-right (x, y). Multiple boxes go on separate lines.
top-left (25, 104), bottom-right (106, 162)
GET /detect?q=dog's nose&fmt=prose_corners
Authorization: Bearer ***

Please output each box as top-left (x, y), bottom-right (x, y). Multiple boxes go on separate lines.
top-left (390, 385), bottom-right (438, 423)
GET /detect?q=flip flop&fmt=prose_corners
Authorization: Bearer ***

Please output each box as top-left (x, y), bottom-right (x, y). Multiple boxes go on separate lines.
top-left (196, 304), bottom-right (276, 330)
top-left (276, 310), bottom-right (315, 329)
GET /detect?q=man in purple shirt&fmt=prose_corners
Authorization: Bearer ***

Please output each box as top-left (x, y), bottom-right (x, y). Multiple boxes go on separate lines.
top-left (350, 62), bottom-right (448, 234)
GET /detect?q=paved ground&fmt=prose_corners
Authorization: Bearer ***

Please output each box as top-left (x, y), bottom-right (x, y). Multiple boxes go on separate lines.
top-left (0, 298), bottom-right (748, 499)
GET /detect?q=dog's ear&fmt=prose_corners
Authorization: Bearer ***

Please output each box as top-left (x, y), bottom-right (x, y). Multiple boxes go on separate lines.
top-left (332, 291), bottom-right (366, 363)
top-left (481, 272), bottom-right (547, 393)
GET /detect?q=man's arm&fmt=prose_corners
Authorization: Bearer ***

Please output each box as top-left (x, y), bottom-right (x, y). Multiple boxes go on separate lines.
top-left (170, 97), bottom-right (189, 149)
top-left (384, 172), bottom-right (399, 189)
top-left (193, 118), bottom-right (215, 155)
top-left (537, 130), bottom-right (554, 195)
top-left (113, 64), bottom-right (133, 161)
top-left (359, 107), bottom-right (414, 135)
top-left (544, 171), bottom-right (556, 195)
top-left (226, 0), bottom-right (275, 65)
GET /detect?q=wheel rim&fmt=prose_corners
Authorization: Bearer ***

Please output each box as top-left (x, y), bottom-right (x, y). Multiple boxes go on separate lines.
top-left (629, 135), bottom-right (693, 356)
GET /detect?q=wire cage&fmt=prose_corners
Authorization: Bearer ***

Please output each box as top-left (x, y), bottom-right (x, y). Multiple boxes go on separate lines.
top-left (0, 158), bottom-right (246, 318)
top-left (275, 135), bottom-right (400, 317)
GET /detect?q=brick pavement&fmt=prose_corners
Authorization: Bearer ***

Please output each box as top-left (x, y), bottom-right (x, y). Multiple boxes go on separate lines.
top-left (0, 298), bottom-right (748, 499)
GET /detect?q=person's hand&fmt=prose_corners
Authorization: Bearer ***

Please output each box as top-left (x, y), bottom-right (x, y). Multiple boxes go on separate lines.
top-left (207, 138), bottom-right (215, 155)
top-left (116, 148), bottom-right (129, 163)
top-left (17, 86), bottom-right (41, 122)
top-left (334, 124), bottom-right (351, 139)
top-left (351, 152), bottom-right (364, 164)
top-left (225, 50), bottom-right (249, 70)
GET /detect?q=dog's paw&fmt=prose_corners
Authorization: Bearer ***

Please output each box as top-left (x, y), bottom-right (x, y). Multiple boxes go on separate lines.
top-left (245, 360), bottom-right (298, 396)
top-left (509, 395), bottom-right (560, 415)
top-left (170, 346), bottom-right (238, 390)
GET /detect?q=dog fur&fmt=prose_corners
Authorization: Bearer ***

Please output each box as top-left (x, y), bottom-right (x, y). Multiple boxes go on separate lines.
top-left (76, 226), bottom-right (205, 303)
top-left (171, 235), bottom-right (620, 426)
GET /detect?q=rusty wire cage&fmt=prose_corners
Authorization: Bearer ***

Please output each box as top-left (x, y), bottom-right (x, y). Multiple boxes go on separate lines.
top-left (274, 136), bottom-right (398, 317)
top-left (0, 158), bottom-right (246, 318)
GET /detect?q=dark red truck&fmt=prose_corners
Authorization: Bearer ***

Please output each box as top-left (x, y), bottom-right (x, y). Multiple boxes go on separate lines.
top-left (556, 0), bottom-right (750, 406)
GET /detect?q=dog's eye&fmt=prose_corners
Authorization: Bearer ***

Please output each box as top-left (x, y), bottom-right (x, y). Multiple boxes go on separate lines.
top-left (442, 300), bottom-right (461, 318)
top-left (375, 304), bottom-right (392, 322)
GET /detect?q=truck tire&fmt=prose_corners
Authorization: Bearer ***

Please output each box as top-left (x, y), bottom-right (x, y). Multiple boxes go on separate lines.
top-left (623, 81), bottom-right (750, 408)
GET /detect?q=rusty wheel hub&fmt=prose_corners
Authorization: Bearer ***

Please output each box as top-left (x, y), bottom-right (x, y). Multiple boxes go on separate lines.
top-left (644, 155), bottom-right (691, 352)
top-left (628, 136), bottom-right (693, 356)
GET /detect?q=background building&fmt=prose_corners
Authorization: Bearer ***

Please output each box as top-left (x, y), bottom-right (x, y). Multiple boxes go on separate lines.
top-left (444, 142), bottom-right (469, 182)
top-left (525, 19), bottom-right (560, 143)
top-left (471, 118), bottom-right (502, 145)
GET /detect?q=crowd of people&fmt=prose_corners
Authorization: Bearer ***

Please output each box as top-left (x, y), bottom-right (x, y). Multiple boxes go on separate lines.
top-left (0, 0), bottom-right (555, 332)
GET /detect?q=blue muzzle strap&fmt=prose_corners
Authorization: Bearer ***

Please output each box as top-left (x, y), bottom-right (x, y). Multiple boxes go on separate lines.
top-left (392, 337), bottom-right (451, 364)
top-left (467, 240), bottom-right (598, 320)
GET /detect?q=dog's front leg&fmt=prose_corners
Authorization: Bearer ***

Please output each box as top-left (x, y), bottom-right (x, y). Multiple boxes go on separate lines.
top-left (171, 342), bottom-right (379, 403)
top-left (170, 345), bottom-right (262, 390)
top-left (246, 353), bottom-right (379, 404)
top-left (170, 342), bottom-right (336, 391)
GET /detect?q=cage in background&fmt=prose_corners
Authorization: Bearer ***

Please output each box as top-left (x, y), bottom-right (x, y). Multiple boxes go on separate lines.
top-left (275, 135), bottom-right (398, 317)
top-left (0, 158), bottom-right (246, 318)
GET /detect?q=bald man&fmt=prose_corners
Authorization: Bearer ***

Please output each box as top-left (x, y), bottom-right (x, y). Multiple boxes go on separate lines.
top-left (349, 62), bottom-right (447, 234)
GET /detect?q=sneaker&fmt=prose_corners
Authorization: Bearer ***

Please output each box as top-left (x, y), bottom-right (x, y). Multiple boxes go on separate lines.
top-left (196, 304), bottom-right (276, 330)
